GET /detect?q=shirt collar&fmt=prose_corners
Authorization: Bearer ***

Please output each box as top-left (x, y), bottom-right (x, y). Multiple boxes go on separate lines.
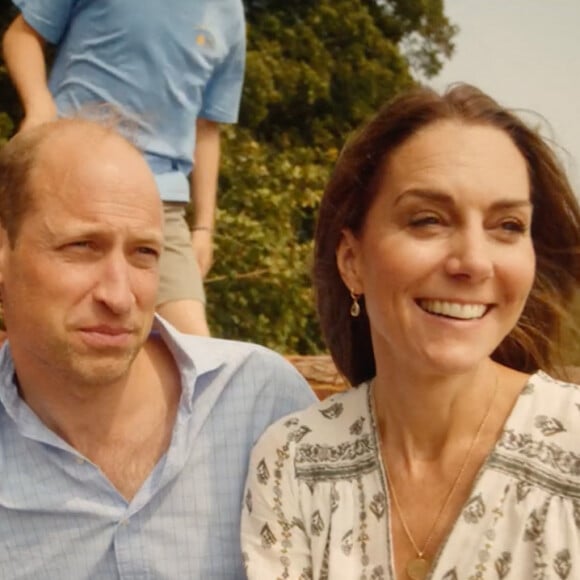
top-left (151, 314), bottom-right (224, 374)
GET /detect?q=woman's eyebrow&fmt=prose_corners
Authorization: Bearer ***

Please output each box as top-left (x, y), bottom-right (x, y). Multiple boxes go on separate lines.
top-left (393, 189), bottom-right (453, 207)
top-left (394, 189), bottom-right (533, 211)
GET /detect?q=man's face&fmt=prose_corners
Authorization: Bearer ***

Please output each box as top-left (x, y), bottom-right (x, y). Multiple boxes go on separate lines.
top-left (0, 130), bottom-right (164, 388)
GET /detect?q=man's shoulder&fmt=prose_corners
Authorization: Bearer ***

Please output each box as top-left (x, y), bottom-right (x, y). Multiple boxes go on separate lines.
top-left (191, 337), bottom-right (318, 437)
top-left (153, 318), bottom-right (316, 411)
top-left (172, 332), bottom-right (311, 393)
top-left (175, 332), bottom-right (296, 372)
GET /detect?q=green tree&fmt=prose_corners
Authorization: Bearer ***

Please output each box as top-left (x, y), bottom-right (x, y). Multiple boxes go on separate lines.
top-left (207, 127), bottom-right (328, 352)
top-left (242, 0), bottom-right (455, 147)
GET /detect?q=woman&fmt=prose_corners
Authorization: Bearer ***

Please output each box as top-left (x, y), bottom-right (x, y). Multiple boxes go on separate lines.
top-left (241, 84), bottom-right (580, 579)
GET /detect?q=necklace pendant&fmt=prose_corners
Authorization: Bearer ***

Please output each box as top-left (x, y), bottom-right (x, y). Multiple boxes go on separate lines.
top-left (406, 557), bottom-right (430, 580)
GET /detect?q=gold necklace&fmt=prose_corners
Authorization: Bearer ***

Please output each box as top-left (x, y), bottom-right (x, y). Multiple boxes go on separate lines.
top-left (381, 376), bottom-right (499, 580)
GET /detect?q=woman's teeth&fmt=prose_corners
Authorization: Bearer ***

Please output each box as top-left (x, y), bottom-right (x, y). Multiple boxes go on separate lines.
top-left (419, 300), bottom-right (487, 320)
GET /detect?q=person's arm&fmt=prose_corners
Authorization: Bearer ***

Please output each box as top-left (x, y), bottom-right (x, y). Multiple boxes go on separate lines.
top-left (2, 14), bottom-right (57, 132)
top-left (190, 117), bottom-right (220, 278)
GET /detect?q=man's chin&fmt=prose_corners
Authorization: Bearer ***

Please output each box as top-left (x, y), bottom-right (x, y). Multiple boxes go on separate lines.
top-left (67, 351), bottom-right (138, 387)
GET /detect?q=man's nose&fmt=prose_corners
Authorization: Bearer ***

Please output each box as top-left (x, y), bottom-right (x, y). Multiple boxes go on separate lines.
top-left (92, 253), bottom-right (135, 314)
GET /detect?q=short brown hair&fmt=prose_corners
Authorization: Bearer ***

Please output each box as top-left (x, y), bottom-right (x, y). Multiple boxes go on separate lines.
top-left (314, 83), bottom-right (580, 385)
top-left (0, 115), bottom-right (140, 247)
top-left (0, 126), bottom-right (46, 246)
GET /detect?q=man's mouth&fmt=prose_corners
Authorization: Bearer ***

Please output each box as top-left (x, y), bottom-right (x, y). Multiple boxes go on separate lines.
top-left (418, 299), bottom-right (489, 320)
top-left (82, 325), bottom-right (133, 335)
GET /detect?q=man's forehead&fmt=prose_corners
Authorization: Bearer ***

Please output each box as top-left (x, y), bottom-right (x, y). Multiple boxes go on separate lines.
top-left (25, 186), bottom-right (164, 252)
top-left (21, 121), bottom-right (161, 228)
top-left (30, 130), bottom-right (149, 199)
top-left (34, 124), bottom-right (135, 172)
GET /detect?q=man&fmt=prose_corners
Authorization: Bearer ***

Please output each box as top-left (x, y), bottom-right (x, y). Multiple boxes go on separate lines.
top-left (0, 119), bottom-right (316, 579)
top-left (2, 0), bottom-right (247, 335)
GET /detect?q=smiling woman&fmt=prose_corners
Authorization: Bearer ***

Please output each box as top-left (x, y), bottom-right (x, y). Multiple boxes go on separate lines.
top-left (241, 84), bottom-right (580, 580)
top-left (336, 120), bottom-right (536, 382)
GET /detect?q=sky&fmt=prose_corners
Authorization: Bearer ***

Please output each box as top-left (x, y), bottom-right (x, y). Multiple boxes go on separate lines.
top-left (432, 0), bottom-right (580, 194)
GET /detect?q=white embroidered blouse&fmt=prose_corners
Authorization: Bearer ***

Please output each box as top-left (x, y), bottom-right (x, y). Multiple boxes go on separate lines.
top-left (241, 371), bottom-right (580, 579)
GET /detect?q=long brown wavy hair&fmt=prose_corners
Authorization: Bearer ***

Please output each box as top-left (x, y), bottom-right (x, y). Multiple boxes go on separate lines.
top-left (314, 83), bottom-right (580, 386)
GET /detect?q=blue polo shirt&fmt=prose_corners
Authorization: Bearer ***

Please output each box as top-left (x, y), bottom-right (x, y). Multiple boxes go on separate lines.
top-left (0, 316), bottom-right (316, 578)
top-left (13, 0), bottom-right (246, 201)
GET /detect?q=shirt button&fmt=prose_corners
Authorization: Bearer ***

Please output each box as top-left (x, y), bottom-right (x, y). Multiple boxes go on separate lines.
top-left (75, 457), bottom-right (85, 465)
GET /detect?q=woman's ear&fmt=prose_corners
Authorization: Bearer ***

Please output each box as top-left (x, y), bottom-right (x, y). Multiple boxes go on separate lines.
top-left (336, 229), bottom-right (364, 294)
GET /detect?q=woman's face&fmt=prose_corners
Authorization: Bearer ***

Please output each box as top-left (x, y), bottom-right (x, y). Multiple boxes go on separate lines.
top-left (337, 120), bottom-right (536, 377)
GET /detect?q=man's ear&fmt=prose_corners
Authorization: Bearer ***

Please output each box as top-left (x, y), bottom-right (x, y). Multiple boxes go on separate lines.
top-left (336, 229), bottom-right (364, 294)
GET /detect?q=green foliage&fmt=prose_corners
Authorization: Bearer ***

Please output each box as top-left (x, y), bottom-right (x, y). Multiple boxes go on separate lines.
top-left (206, 126), bottom-right (331, 352)
top-left (242, 0), bottom-right (437, 147)
top-left (0, 109), bottom-right (14, 146)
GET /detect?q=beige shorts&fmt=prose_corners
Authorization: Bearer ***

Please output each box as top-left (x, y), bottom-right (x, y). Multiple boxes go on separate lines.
top-left (157, 203), bottom-right (205, 306)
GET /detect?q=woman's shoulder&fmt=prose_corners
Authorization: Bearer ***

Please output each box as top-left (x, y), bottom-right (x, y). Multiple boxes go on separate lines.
top-left (506, 370), bottom-right (580, 432)
top-left (524, 369), bottom-right (580, 407)
top-left (530, 369), bottom-right (580, 387)
top-left (493, 370), bottom-right (580, 482)
top-left (250, 383), bottom-right (374, 461)
top-left (250, 382), bottom-right (380, 487)
top-left (305, 382), bottom-right (372, 426)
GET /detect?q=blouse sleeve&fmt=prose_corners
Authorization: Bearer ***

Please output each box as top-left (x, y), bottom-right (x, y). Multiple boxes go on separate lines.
top-left (241, 420), bottom-right (313, 580)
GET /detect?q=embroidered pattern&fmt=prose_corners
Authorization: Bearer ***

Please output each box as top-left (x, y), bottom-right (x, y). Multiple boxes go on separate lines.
top-left (295, 435), bottom-right (378, 481)
top-left (463, 494), bottom-right (486, 524)
top-left (495, 552), bottom-right (511, 579)
top-left (534, 415), bottom-right (566, 437)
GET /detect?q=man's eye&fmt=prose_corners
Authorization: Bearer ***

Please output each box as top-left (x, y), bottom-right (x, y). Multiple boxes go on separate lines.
top-left (137, 246), bottom-right (160, 257)
top-left (133, 247), bottom-right (161, 266)
top-left (67, 240), bottom-right (93, 249)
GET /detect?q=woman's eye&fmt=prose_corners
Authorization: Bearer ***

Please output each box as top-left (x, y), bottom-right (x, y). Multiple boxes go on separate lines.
top-left (499, 219), bottom-right (527, 234)
top-left (408, 214), bottom-right (442, 228)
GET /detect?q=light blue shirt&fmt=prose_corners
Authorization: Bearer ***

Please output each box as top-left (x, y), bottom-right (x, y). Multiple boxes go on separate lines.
top-left (0, 317), bottom-right (316, 579)
top-left (13, 0), bottom-right (246, 202)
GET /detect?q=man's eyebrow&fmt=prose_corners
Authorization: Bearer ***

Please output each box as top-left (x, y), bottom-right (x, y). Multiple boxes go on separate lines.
top-left (43, 223), bottom-right (163, 244)
top-left (135, 233), bottom-right (164, 248)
